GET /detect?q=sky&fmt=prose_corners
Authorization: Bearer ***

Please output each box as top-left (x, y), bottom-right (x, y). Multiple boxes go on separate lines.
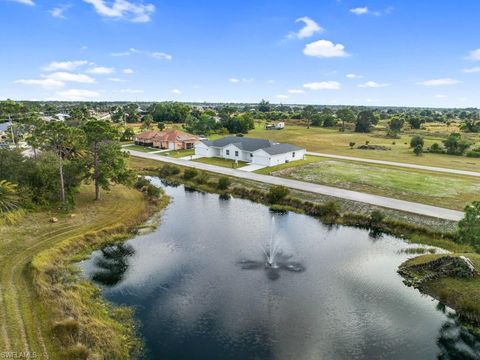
top-left (1, 0), bottom-right (480, 107)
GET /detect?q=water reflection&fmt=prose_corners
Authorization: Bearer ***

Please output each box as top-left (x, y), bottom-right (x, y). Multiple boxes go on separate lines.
top-left (81, 181), bottom-right (480, 360)
top-left (90, 244), bottom-right (135, 286)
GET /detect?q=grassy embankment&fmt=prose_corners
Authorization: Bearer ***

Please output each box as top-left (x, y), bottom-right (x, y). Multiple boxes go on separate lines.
top-left (248, 122), bottom-right (480, 172)
top-left (256, 157), bottom-right (480, 211)
top-left (0, 184), bottom-right (168, 359)
top-left (161, 148), bottom-right (195, 158)
top-left (122, 144), bottom-right (159, 152)
top-left (399, 253), bottom-right (480, 329)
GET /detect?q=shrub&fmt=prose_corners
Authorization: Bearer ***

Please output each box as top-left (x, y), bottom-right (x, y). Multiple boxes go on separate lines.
top-left (413, 144), bottom-right (423, 156)
top-left (146, 184), bottom-right (162, 198)
top-left (158, 164), bottom-right (180, 177)
top-left (217, 177), bottom-right (231, 190)
top-left (134, 176), bottom-right (150, 190)
top-left (183, 169), bottom-right (198, 180)
top-left (267, 185), bottom-right (290, 204)
top-left (195, 172), bottom-right (209, 184)
top-left (429, 142), bottom-right (443, 153)
top-left (369, 210), bottom-right (385, 227)
top-left (466, 147), bottom-right (480, 158)
top-left (349, 142), bottom-right (356, 149)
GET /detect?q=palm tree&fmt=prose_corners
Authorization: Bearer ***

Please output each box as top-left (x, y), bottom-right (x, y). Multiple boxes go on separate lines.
top-left (0, 180), bottom-right (20, 213)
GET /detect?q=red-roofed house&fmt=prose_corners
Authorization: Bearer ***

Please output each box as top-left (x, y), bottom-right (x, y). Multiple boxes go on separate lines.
top-left (135, 129), bottom-right (199, 150)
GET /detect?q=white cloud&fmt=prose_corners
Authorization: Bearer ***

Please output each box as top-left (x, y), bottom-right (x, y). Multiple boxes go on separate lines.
top-left (14, 78), bottom-right (64, 89)
top-left (288, 89), bottom-right (305, 94)
top-left (150, 52), bottom-right (172, 60)
top-left (350, 7), bottom-right (368, 15)
top-left (8, 0), bottom-right (34, 6)
top-left (171, 89), bottom-right (181, 94)
top-left (462, 66), bottom-right (480, 73)
top-left (466, 49), bottom-right (480, 61)
top-left (43, 60), bottom-right (89, 72)
top-left (111, 48), bottom-right (171, 60)
top-left (276, 94), bottom-right (288, 100)
top-left (87, 66), bottom-right (115, 74)
top-left (123, 68), bottom-right (134, 74)
top-left (417, 78), bottom-right (460, 86)
top-left (119, 88), bottom-right (144, 94)
top-left (304, 40), bottom-right (349, 58)
top-left (108, 77), bottom-right (125, 82)
top-left (56, 89), bottom-right (100, 101)
top-left (346, 73), bottom-right (362, 79)
top-left (83, 0), bottom-right (155, 23)
top-left (303, 81), bottom-right (341, 90)
top-left (229, 78), bottom-right (253, 84)
top-left (288, 17), bottom-right (323, 39)
top-left (267, 80), bottom-right (276, 84)
top-left (46, 72), bottom-right (95, 83)
top-left (435, 94), bottom-right (448, 98)
top-left (49, 5), bottom-right (70, 18)
top-left (358, 81), bottom-right (388, 88)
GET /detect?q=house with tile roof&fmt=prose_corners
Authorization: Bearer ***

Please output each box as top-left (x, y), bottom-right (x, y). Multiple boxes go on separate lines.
top-left (195, 136), bottom-right (305, 166)
top-left (134, 129), bottom-right (199, 150)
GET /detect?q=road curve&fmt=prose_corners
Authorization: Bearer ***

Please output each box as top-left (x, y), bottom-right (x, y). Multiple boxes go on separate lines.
top-left (306, 151), bottom-right (480, 178)
top-left (127, 150), bottom-right (465, 221)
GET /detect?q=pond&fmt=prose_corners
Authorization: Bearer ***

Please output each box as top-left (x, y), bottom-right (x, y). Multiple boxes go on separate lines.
top-left (81, 178), bottom-right (480, 359)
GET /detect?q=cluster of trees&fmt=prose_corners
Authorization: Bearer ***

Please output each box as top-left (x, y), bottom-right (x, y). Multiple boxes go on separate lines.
top-left (0, 113), bottom-right (133, 217)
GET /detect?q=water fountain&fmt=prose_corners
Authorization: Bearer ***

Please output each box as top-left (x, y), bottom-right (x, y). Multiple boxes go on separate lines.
top-left (239, 216), bottom-right (305, 280)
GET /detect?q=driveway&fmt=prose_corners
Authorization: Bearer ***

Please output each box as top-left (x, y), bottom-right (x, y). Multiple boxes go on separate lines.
top-left (126, 149), bottom-right (464, 221)
top-left (307, 151), bottom-right (480, 178)
top-left (238, 164), bottom-right (267, 172)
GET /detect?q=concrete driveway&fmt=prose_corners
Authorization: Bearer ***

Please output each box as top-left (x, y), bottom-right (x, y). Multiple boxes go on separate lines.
top-left (238, 164), bottom-right (267, 172)
top-left (126, 149), bottom-right (464, 221)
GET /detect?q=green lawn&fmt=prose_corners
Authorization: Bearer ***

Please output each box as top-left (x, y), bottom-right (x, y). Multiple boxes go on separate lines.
top-left (246, 123), bottom-right (480, 172)
top-left (193, 157), bottom-right (248, 168)
top-left (161, 149), bottom-right (195, 158)
top-left (123, 144), bottom-right (159, 153)
top-left (268, 159), bottom-right (480, 210)
top-left (255, 155), bottom-right (327, 174)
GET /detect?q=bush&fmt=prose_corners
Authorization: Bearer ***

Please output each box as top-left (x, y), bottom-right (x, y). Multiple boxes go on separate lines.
top-left (217, 177), bottom-right (231, 190)
top-left (267, 185), bottom-right (290, 204)
top-left (410, 135), bottom-right (424, 148)
top-left (369, 210), bottom-right (385, 227)
top-left (158, 164), bottom-right (180, 177)
top-left (429, 142), bottom-right (443, 153)
top-left (183, 169), bottom-right (198, 180)
top-left (134, 176), bottom-right (150, 190)
top-left (146, 184), bottom-right (162, 198)
top-left (195, 172), bottom-right (209, 184)
top-left (413, 144), bottom-right (423, 156)
top-left (349, 142), bottom-right (356, 149)
top-left (466, 148), bottom-right (480, 158)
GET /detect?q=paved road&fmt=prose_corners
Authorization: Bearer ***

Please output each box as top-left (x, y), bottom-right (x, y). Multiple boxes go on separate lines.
top-left (306, 151), bottom-right (480, 178)
top-left (128, 150), bottom-right (464, 221)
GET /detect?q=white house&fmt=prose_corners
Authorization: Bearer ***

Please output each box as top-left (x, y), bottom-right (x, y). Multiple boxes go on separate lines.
top-left (195, 136), bottom-right (305, 167)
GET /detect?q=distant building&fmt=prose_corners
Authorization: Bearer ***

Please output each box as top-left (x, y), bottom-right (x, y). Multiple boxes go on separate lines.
top-left (195, 136), bottom-right (305, 166)
top-left (135, 129), bottom-right (199, 150)
top-left (265, 122), bottom-right (285, 130)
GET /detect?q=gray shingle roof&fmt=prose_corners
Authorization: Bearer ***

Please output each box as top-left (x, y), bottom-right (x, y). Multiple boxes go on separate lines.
top-left (259, 143), bottom-right (304, 155)
top-left (203, 136), bottom-right (274, 152)
top-left (200, 136), bottom-right (304, 155)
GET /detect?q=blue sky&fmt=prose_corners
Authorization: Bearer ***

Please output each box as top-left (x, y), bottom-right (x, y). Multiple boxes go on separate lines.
top-left (1, 0), bottom-right (480, 107)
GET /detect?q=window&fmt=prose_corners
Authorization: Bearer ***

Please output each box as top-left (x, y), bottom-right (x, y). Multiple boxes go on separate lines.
top-left (235, 151), bottom-right (239, 157)
top-left (250, 153), bottom-right (253, 157)
top-left (226, 150), bottom-right (230, 155)
top-left (292, 151), bottom-right (296, 158)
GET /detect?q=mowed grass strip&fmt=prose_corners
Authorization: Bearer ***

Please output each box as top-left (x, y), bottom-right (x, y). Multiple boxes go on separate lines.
top-left (193, 157), bottom-right (248, 168)
top-left (0, 185), bottom-right (152, 359)
top-left (268, 160), bottom-right (480, 210)
top-left (247, 124), bottom-right (480, 172)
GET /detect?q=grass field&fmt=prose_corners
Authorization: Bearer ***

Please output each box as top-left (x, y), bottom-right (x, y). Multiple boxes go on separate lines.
top-left (0, 185), bottom-right (153, 358)
top-left (122, 144), bottom-right (158, 152)
top-left (193, 157), bottom-right (248, 168)
top-left (266, 159), bottom-right (479, 210)
top-left (162, 148), bottom-right (195, 158)
top-left (247, 123), bottom-right (480, 172)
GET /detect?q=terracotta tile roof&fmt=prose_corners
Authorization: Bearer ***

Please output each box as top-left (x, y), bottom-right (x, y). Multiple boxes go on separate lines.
top-left (153, 129), bottom-right (199, 142)
top-left (135, 131), bottom-right (160, 140)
